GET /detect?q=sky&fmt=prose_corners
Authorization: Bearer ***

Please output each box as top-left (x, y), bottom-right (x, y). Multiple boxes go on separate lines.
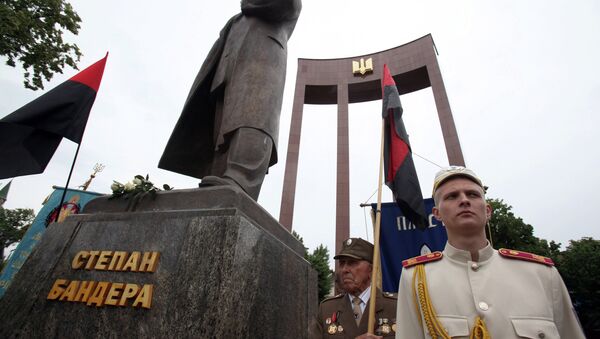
top-left (2, 0), bottom-right (599, 262)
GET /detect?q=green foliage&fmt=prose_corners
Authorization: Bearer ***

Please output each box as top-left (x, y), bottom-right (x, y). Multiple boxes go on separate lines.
top-left (292, 231), bottom-right (333, 302)
top-left (0, 207), bottom-right (35, 262)
top-left (306, 245), bottom-right (333, 302)
top-left (0, 0), bottom-right (82, 90)
top-left (486, 198), bottom-right (560, 260)
top-left (558, 238), bottom-right (600, 337)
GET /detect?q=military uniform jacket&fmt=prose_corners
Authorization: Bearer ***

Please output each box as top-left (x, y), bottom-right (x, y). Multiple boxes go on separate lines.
top-left (159, 0), bottom-right (301, 178)
top-left (310, 289), bottom-right (397, 339)
top-left (395, 243), bottom-right (585, 338)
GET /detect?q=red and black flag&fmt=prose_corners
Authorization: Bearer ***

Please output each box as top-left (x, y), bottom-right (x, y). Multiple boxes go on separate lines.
top-left (0, 54), bottom-right (108, 180)
top-left (381, 64), bottom-right (427, 230)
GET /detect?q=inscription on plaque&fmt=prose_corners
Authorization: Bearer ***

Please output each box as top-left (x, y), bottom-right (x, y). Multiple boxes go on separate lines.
top-left (46, 250), bottom-right (160, 309)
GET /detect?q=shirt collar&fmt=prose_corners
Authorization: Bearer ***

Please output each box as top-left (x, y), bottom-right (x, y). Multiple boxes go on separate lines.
top-left (348, 285), bottom-right (371, 305)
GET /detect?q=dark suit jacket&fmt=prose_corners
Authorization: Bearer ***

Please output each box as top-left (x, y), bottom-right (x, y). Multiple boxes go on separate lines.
top-left (309, 289), bottom-right (398, 338)
top-left (159, 0), bottom-right (301, 178)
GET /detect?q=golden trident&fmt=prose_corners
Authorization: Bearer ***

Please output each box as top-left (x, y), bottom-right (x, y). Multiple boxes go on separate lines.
top-left (352, 57), bottom-right (374, 76)
top-left (79, 163), bottom-right (105, 191)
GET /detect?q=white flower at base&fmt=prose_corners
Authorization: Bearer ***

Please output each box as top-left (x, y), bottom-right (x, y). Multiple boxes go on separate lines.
top-left (124, 181), bottom-right (136, 192)
top-left (109, 174), bottom-right (171, 199)
top-left (110, 182), bottom-right (122, 192)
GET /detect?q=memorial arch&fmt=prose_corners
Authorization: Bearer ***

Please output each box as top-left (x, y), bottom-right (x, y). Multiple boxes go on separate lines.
top-left (279, 34), bottom-right (465, 257)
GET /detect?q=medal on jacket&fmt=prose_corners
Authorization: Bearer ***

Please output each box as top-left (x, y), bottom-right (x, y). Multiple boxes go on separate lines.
top-left (380, 318), bottom-right (391, 334)
top-left (327, 311), bottom-right (338, 334)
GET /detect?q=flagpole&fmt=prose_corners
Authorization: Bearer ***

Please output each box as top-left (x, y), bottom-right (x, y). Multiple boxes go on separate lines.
top-left (52, 142), bottom-right (82, 224)
top-left (367, 119), bottom-right (386, 334)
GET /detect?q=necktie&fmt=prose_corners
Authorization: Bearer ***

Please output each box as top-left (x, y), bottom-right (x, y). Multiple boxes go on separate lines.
top-left (352, 296), bottom-right (363, 326)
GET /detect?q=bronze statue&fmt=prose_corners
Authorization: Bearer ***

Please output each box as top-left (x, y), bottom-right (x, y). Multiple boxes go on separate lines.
top-left (159, 0), bottom-right (302, 200)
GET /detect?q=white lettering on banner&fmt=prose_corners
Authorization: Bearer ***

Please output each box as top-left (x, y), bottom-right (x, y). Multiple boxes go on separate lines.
top-left (396, 214), bottom-right (439, 231)
top-left (429, 214), bottom-right (441, 228)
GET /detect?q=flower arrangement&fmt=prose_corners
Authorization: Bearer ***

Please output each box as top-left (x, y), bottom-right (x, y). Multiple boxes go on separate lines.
top-left (110, 174), bottom-right (172, 199)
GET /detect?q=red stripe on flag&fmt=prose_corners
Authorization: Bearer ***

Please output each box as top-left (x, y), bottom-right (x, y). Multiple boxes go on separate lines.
top-left (70, 52), bottom-right (108, 92)
top-left (387, 113), bottom-right (409, 182)
top-left (382, 64), bottom-right (396, 89)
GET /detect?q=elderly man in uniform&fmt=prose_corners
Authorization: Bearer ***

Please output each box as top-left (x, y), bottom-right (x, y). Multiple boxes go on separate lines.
top-left (310, 238), bottom-right (397, 339)
top-left (159, 0), bottom-right (302, 201)
top-left (395, 166), bottom-right (585, 338)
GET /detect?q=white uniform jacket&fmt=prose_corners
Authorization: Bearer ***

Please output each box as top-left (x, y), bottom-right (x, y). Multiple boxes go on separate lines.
top-left (395, 243), bottom-right (585, 339)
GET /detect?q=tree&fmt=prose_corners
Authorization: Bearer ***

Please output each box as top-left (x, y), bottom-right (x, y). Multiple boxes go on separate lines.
top-left (558, 238), bottom-right (600, 337)
top-left (486, 198), bottom-right (560, 260)
top-left (292, 231), bottom-right (333, 302)
top-left (306, 245), bottom-right (333, 302)
top-left (1, 0), bottom-right (82, 90)
top-left (0, 207), bottom-right (35, 263)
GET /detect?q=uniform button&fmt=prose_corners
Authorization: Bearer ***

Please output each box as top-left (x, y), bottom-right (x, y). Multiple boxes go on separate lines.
top-left (478, 302), bottom-right (489, 311)
top-left (538, 331), bottom-right (545, 338)
top-left (471, 263), bottom-right (479, 271)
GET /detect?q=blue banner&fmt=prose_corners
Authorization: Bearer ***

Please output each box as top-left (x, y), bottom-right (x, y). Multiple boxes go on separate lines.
top-left (374, 199), bottom-right (448, 292)
top-left (0, 186), bottom-right (102, 298)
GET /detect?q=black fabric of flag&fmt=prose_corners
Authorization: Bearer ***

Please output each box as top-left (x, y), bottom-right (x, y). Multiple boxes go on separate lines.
top-left (0, 54), bottom-right (108, 180)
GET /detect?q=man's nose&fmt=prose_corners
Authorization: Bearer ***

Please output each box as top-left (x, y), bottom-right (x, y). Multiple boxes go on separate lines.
top-left (339, 263), bottom-right (349, 272)
top-left (458, 192), bottom-right (471, 206)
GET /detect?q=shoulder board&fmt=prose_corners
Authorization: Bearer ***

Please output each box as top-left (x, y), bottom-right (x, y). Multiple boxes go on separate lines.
top-left (320, 293), bottom-right (344, 303)
top-left (498, 248), bottom-right (554, 266)
top-left (382, 292), bottom-right (397, 299)
top-left (402, 252), bottom-right (443, 268)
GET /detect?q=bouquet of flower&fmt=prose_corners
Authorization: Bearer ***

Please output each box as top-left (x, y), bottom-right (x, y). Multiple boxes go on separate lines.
top-left (110, 174), bottom-right (172, 199)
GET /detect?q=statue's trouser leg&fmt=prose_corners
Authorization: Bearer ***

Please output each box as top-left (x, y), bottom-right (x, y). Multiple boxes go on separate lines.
top-left (222, 127), bottom-right (272, 200)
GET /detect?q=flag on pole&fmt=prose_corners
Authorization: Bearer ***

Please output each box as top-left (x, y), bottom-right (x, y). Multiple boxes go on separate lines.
top-left (0, 53), bottom-right (108, 180)
top-left (381, 64), bottom-right (427, 229)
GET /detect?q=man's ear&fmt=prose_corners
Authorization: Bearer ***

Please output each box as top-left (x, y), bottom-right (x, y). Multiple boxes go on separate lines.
top-left (432, 206), bottom-right (442, 221)
top-left (485, 202), bottom-right (493, 220)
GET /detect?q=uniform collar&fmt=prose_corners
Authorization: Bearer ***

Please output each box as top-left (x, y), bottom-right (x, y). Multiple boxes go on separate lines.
top-left (444, 241), bottom-right (494, 263)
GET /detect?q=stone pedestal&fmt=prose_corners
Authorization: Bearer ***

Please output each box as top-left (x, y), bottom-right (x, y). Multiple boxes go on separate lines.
top-left (0, 186), bottom-right (317, 338)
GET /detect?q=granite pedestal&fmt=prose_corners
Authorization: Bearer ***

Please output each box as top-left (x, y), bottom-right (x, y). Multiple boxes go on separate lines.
top-left (0, 186), bottom-right (317, 338)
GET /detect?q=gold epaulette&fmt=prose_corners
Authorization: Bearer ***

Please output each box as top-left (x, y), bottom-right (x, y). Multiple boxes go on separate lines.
top-left (498, 248), bottom-right (554, 266)
top-left (402, 252), bottom-right (443, 268)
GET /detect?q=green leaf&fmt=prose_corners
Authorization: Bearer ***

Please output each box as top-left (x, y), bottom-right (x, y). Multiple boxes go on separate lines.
top-left (1, 0), bottom-right (82, 90)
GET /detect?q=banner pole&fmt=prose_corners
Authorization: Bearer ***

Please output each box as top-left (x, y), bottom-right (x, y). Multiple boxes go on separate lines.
top-left (367, 119), bottom-right (386, 334)
top-left (52, 142), bottom-right (82, 224)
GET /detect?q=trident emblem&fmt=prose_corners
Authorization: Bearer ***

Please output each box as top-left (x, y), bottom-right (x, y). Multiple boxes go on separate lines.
top-left (352, 57), bottom-right (373, 76)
